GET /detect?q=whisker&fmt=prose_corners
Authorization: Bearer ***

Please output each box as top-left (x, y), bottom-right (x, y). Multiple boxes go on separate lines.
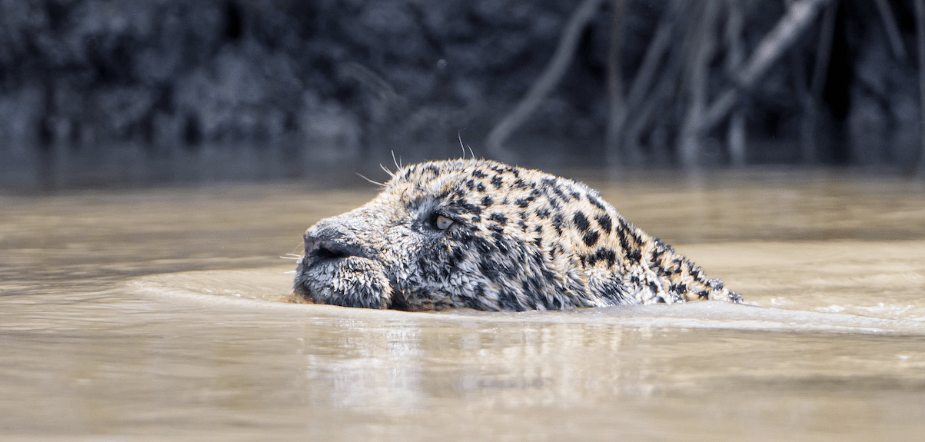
top-left (379, 163), bottom-right (395, 178)
top-left (458, 130), bottom-right (466, 158)
top-left (458, 130), bottom-right (476, 159)
top-left (356, 172), bottom-right (385, 187)
top-left (391, 150), bottom-right (403, 169)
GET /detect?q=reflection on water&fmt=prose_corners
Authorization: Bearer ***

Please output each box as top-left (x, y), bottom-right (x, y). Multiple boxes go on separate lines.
top-left (2, 170), bottom-right (925, 441)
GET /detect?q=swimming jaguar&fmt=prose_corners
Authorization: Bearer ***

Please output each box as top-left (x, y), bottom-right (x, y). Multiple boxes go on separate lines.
top-left (293, 159), bottom-right (742, 311)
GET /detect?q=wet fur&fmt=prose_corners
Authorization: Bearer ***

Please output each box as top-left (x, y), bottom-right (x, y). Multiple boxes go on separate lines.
top-left (293, 159), bottom-right (742, 311)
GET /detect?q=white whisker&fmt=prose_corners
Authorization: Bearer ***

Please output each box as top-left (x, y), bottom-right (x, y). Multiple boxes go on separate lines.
top-left (458, 131), bottom-right (466, 158)
top-left (379, 163), bottom-right (395, 178)
top-left (356, 172), bottom-right (385, 187)
top-left (458, 130), bottom-right (476, 159)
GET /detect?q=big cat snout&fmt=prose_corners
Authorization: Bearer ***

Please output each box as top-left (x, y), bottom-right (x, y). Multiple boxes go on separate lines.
top-left (302, 230), bottom-right (369, 269)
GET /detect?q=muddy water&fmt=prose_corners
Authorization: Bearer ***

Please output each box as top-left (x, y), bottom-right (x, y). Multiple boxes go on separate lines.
top-left (2, 170), bottom-right (925, 441)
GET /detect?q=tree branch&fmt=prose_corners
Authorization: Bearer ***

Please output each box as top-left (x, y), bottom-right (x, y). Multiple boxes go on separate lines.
top-left (874, 0), bottom-right (907, 61)
top-left (696, 0), bottom-right (833, 137)
top-left (605, 0), bottom-right (628, 165)
top-left (679, 0), bottom-right (721, 167)
top-left (916, 0), bottom-right (925, 176)
top-left (725, 0), bottom-right (747, 166)
top-left (605, 1), bottom-right (682, 166)
top-left (801, 1), bottom-right (837, 163)
top-left (485, 0), bottom-right (604, 156)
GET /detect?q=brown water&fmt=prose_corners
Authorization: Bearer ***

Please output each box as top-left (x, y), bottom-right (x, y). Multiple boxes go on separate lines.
top-left (2, 170), bottom-right (925, 441)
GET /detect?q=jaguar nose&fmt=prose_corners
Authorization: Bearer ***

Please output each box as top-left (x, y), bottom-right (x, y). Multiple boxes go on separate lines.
top-left (302, 229), bottom-right (368, 268)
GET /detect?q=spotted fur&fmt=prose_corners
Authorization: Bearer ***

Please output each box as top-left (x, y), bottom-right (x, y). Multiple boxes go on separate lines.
top-left (293, 159), bottom-right (743, 311)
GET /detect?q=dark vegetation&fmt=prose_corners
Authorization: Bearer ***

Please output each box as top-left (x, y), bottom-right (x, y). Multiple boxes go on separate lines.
top-left (1, 0), bottom-right (924, 188)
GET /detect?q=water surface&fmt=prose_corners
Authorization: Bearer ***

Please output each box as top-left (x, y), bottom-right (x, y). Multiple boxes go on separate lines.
top-left (2, 170), bottom-right (925, 441)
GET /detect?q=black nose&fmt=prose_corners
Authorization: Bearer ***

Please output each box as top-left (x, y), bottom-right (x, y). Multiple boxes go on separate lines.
top-left (302, 230), bottom-right (368, 268)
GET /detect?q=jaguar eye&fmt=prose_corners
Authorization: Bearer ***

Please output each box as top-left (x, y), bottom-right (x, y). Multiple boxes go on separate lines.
top-left (435, 215), bottom-right (453, 230)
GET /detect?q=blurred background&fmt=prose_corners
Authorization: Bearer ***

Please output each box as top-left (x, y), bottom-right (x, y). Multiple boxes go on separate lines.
top-left (1, 0), bottom-right (923, 190)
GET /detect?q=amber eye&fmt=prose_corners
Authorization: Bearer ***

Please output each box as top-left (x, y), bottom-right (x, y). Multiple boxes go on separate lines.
top-left (435, 215), bottom-right (454, 230)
